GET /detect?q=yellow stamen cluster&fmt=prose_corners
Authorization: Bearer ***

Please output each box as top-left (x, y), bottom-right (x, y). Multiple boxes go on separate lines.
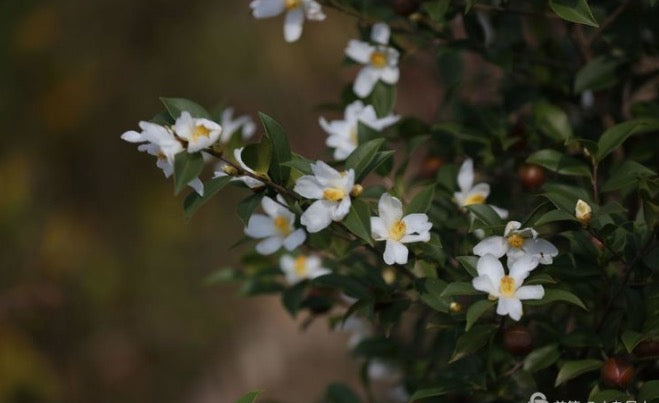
top-left (323, 188), bottom-right (345, 202)
top-left (274, 216), bottom-right (291, 236)
top-left (463, 193), bottom-right (486, 206)
top-left (507, 234), bottom-right (525, 249)
top-left (370, 51), bottom-right (388, 68)
top-left (285, 0), bottom-right (301, 9)
top-left (294, 256), bottom-right (307, 276)
top-left (191, 124), bottom-right (211, 140)
top-left (499, 275), bottom-right (516, 297)
top-left (389, 220), bottom-right (407, 241)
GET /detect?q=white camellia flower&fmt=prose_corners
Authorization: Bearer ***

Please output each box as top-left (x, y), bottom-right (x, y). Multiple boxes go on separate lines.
top-left (294, 161), bottom-right (355, 233)
top-left (473, 221), bottom-right (559, 265)
top-left (371, 193), bottom-right (432, 265)
top-left (249, 0), bottom-right (326, 43)
top-left (454, 158), bottom-right (509, 218)
top-left (245, 195), bottom-right (307, 255)
top-left (219, 107), bottom-right (256, 143)
top-left (320, 100), bottom-right (400, 160)
top-left (472, 254), bottom-right (544, 321)
top-left (279, 254), bottom-right (329, 284)
top-left (213, 147), bottom-right (265, 189)
top-left (345, 22), bottom-right (400, 97)
top-left (121, 121), bottom-right (204, 195)
top-left (173, 111), bottom-right (223, 153)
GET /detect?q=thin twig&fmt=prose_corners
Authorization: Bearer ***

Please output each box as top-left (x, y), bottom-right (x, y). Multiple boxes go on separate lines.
top-left (586, 0), bottom-right (632, 47)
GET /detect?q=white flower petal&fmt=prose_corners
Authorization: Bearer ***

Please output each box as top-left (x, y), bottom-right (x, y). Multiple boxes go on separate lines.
top-left (121, 130), bottom-right (144, 143)
top-left (345, 100), bottom-right (366, 121)
top-left (380, 66), bottom-right (399, 84)
top-left (472, 275), bottom-right (498, 295)
top-left (515, 285), bottom-right (544, 300)
top-left (469, 183), bottom-right (491, 200)
top-left (371, 22), bottom-right (391, 45)
top-left (383, 240), bottom-right (408, 265)
top-left (473, 236), bottom-right (507, 257)
top-left (353, 66), bottom-right (380, 98)
top-left (250, 0), bottom-right (285, 18)
top-left (310, 160), bottom-right (341, 182)
top-left (283, 228), bottom-right (307, 250)
top-left (261, 196), bottom-right (282, 218)
top-left (378, 193), bottom-right (403, 228)
top-left (256, 236), bottom-right (284, 255)
top-left (403, 213), bottom-right (432, 233)
top-left (301, 200), bottom-right (333, 233)
top-left (280, 254), bottom-right (295, 272)
top-left (491, 205), bottom-right (509, 219)
top-left (523, 238), bottom-right (559, 264)
top-left (498, 297), bottom-right (523, 321)
top-left (371, 217), bottom-right (388, 241)
top-left (294, 176), bottom-right (324, 199)
top-left (476, 254), bottom-right (505, 284)
top-left (331, 197), bottom-right (351, 221)
top-left (245, 214), bottom-right (276, 239)
top-left (284, 7), bottom-right (305, 42)
top-left (345, 40), bottom-right (374, 64)
top-left (508, 255), bottom-right (539, 285)
top-left (188, 178), bottom-right (204, 196)
top-left (457, 158), bottom-right (474, 191)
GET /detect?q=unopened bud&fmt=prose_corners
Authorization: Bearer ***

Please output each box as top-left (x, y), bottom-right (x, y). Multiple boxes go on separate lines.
top-left (382, 267), bottom-right (396, 285)
top-left (351, 184), bottom-right (364, 197)
top-left (222, 165), bottom-right (238, 176)
top-left (449, 302), bottom-right (463, 313)
top-left (575, 199), bottom-right (592, 225)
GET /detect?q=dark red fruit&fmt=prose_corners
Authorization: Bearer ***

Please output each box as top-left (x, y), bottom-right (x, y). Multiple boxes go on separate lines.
top-left (502, 325), bottom-right (533, 356)
top-left (634, 339), bottom-right (659, 358)
top-left (601, 357), bottom-right (635, 389)
top-left (391, 0), bottom-right (420, 16)
top-left (518, 164), bottom-right (546, 190)
top-left (418, 155), bottom-right (443, 179)
top-left (591, 236), bottom-right (604, 251)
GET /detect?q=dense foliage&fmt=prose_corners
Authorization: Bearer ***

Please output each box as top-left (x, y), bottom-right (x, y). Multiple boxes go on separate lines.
top-left (122, 0), bottom-right (659, 401)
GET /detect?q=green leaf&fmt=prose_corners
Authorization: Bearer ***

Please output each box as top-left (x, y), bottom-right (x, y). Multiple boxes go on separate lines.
top-left (259, 113), bottom-right (292, 185)
top-left (450, 324), bottom-right (497, 362)
top-left (526, 288), bottom-right (588, 310)
top-left (313, 274), bottom-right (370, 299)
top-left (440, 282), bottom-right (479, 297)
top-left (418, 278), bottom-right (449, 313)
top-left (160, 97), bottom-right (212, 119)
top-left (282, 153), bottom-right (312, 175)
top-left (541, 183), bottom-right (592, 213)
top-left (533, 102), bottom-right (573, 141)
top-left (524, 344), bottom-right (560, 372)
top-left (455, 256), bottom-right (478, 277)
top-left (574, 57), bottom-right (620, 93)
top-left (465, 299), bottom-right (495, 331)
top-left (526, 149), bottom-right (591, 177)
top-left (602, 160), bottom-right (656, 192)
top-left (368, 81), bottom-right (396, 117)
top-left (345, 138), bottom-right (386, 182)
top-left (554, 359), bottom-right (602, 386)
top-left (173, 152), bottom-right (204, 195)
top-left (410, 386), bottom-right (453, 400)
top-left (237, 193), bottom-right (265, 226)
top-left (422, 0), bottom-right (450, 23)
top-left (325, 383), bottom-right (361, 403)
top-left (407, 185), bottom-right (436, 214)
top-left (596, 118), bottom-right (659, 161)
top-left (549, 0), bottom-right (599, 27)
top-left (343, 199), bottom-right (373, 245)
top-left (639, 380), bottom-right (659, 403)
top-left (241, 141), bottom-right (272, 174)
top-left (236, 390), bottom-right (261, 403)
top-left (183, 176), bottom-right (232, 218)
top-left (533, 209), bottom-right (578, 227)
top-left (621, 329), bottom-right (645, 353)
top-left (282, 282), bottom-right (306, 316)
top-left (466, 204), bottom-right (505, 228)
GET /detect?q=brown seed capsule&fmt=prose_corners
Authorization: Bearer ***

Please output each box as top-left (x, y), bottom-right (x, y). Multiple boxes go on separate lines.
top-left (601, 357), bottom-right (635, 389)
top-left (518, 164), bottom-right (546, 190)
top-left (418, 155), bottom-right (443, 179)
top-left (391, 0), bottom-right (420, 16)
top-left (502, 325), bottom-right (533, 356)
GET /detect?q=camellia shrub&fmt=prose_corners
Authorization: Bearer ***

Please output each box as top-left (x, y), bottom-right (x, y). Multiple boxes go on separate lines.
top-left (121, 0), bottom-right (659, 401)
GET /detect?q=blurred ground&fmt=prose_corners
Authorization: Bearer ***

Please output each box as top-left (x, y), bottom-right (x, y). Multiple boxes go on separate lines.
top-left (0, 1), bottom-right (440, 402)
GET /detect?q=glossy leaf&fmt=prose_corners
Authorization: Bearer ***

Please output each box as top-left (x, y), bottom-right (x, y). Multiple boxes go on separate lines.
top-left (465, 299), bottom-right (495, 331)
top-left (259, 113), bottom-right (292, 185)
top-left (554, 359), bottom-right (602, 386)
top-left (549, 0), bottom-right (598, 27)
top-left (161, 97), bottom-right (212, 120)
top-left (173, 152), bottom-right (204, 195)
top-left (343, 199), bottom-right (373, 245)
top-left (526, 149), bottom-right (591, 177)
top-left (183, 176), bottom-right (231, 218)
top-left (345, 138), bottom-right (386, 182)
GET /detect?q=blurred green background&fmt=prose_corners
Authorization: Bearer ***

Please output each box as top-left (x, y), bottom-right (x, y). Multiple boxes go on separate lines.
top-left (0, 0), bottom-right (406, 401)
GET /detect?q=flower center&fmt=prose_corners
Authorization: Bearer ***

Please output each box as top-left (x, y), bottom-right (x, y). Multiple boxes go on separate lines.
top-left (285, 0), bottom-right (301, 9)
top-left (507, 234), bottom-right (525, 248)
top-left (389, 220), bottom-right (406, 241)
top-left (156, 151), bottom-right (167, 161)
top-left (499, 275), bottom-right (516, 297)
top-left (323, 187), bottom-right (345, 202)
top-left (274, 216), bottom-right (291, 236)
top-left (370, 51), bottom-right (388, 68)
top-left (294, 256), bottom-right (307, 277)
top-left (191, 124), bottom-right (211, 140)
top-left (464, 193), bottom-right (486, 206)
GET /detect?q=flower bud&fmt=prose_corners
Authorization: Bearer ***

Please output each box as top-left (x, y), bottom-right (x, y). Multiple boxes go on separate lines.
top-left (575, 199), bottom-right (592, 225)
top-left (502, 325), bottom-right (533, 356)
top-left (350, 184), bottom-right (364, 197)
top-left (449, 302), bottom-right (463, 313)
top-left (382, 267), bottom-right (396, 285)
top-left (601, 357), bottom-right (634, 389)
top-left (222, 165), bottom-right (238, 176)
